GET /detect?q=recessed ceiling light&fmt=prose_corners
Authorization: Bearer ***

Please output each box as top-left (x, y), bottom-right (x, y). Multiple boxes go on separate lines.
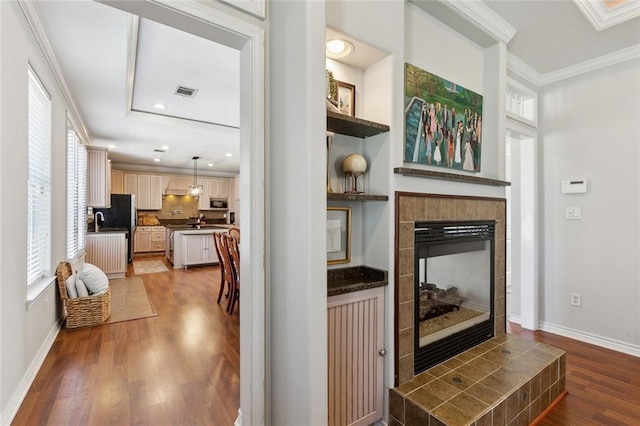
top-left (161, 145), bottom-right (169, 150)
top-left (153, 103), bottom-right (167, 110)
top-left (208, 163), bottom-right (214, 167)
top-left (225, 153), bottom-right (233, 158)
top-left (154, 158), bottom-right (161, 162)
top-left (108, 144), bottom-right (116, 149)
top-left (326, 39), bottom-right (354, 57)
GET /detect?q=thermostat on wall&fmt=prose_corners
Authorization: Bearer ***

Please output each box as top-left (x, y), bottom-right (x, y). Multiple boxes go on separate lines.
top-left (561, 179), bottom-right (587, 194)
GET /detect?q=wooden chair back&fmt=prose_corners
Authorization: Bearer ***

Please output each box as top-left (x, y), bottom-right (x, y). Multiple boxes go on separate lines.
top-left (229, 227), bottom-right (240, 245)
top-left (226, 234), bottom-right (241, 314)
top-left (213, 232), bottom-right (234, 305)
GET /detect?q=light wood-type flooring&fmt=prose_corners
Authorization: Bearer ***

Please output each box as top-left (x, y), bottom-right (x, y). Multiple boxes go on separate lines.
top-left (12, 261), bottom-right (640, 425)
top-left (12, 256), bottom-right (239, 425)
top-left (509, 323), bottom-right (640, 425)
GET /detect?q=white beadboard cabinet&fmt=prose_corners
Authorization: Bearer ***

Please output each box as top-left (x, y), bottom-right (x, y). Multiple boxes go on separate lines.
top-left (86, 146), bottom-right (110, 207)
top-left (86, 232), bottom-right (127, 279)
top-left (328, 287), bottom-right (385, 426)
top-left (137, 174), bottom-right (163, 210)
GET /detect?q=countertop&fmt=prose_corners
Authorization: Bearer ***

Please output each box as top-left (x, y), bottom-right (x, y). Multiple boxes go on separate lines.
top-left (87, 227), bottom-right (128, 234)
top-left (327, 266), bottom-right (388, 297)
top-left (166, 224), bottom-right (230, 231)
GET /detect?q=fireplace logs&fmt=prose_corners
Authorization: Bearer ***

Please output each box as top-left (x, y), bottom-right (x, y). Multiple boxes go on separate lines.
top-left (419, 283), bottom-right (464, 321)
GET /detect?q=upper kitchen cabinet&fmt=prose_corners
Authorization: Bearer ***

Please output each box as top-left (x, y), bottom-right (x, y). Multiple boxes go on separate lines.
top-left (198, 178), bottom-right (212, 210)
top-left (111, 169), bottom-right (124, 195)
top-left (210, 178), bottom-right (229, 198)
top-left (87, 146), bottom-right (110, 207)
top-left (124, 173), bottom-right (138, 202)
top-left (137, 174), bottom-right (163, 210)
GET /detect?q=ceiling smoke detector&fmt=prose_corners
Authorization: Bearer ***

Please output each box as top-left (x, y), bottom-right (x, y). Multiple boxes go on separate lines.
top-left (174, 85), bottom-right (198, 98)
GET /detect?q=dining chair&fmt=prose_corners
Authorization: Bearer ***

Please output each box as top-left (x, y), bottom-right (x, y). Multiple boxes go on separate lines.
top-left (229, 227), bottom-right (240, 245)
top-left (213, 232), bottom-right (234, 306)
top-left (226, 234), bottom-right (240, 315)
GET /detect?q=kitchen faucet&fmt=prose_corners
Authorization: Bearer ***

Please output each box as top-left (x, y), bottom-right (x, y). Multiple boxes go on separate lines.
top-left (94, 211), bottom-right (105, 232)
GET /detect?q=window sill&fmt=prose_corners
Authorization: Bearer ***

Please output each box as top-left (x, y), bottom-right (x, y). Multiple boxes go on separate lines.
top-left (26, 275), bottom-right (56, 310)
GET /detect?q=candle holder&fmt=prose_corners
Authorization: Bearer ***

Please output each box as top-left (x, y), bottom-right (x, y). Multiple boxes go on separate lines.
top-left (326, 132), bottom-right (335, 194)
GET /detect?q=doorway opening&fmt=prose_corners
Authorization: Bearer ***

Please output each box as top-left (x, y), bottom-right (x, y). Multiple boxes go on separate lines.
top-left (505, 127), bottom-right (538, 330)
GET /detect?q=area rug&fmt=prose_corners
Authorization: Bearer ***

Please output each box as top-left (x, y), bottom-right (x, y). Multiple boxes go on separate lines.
top-left (105, 276), bottom-right (158, 324)
top-left (133, 260), bottom-right (169, 275)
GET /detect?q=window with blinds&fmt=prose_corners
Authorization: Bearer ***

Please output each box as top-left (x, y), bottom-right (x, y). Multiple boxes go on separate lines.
top-left (67, 123), bottom-right (87, 260)
top-left (27, 68), bottom-right (52, 287)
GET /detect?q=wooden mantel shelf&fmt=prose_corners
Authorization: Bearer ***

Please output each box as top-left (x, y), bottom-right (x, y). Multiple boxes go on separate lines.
top-left (394, 167), bottom-right (511, 187)
top-left (327, 193), bottom-right (388, 201)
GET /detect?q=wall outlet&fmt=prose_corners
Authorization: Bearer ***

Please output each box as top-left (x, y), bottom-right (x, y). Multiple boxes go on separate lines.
top-left (571, 293), bottom-right (582, 307)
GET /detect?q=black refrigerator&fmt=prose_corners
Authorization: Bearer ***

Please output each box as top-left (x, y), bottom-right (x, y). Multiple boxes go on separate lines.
top-left (94, 194), bottom-right (136, 263)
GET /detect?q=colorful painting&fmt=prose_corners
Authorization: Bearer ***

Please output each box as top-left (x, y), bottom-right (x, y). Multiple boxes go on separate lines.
top-left (404, 63), bottom-right (483, 172)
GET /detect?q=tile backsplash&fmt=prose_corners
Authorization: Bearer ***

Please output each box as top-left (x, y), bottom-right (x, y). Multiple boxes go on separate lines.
top-left (138, 195), bottom-right (227, 222)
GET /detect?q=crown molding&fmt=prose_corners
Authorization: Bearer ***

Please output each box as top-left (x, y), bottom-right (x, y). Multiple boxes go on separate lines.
top-left (573, 0), bottom-right (640, 31)
top-left (17, 0), bottom-right (92, 144)
top-left (442, 0), bottom-right (517, 44)
top-left (508, 44), bottom-right (640, 87)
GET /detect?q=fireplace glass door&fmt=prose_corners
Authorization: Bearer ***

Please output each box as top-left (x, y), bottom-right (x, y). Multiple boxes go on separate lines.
top-left (414, 221), bottom-right (495, 373)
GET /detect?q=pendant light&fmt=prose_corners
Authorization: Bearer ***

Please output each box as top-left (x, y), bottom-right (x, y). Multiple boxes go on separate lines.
top-left (188, 156), bottom-right (203, 196)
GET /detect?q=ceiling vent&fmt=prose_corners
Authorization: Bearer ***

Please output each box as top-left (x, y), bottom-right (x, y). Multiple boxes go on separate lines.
top-left (154, 148), bottom-right (167, 153)
top-left (174, 85), bottom-right (198, 98)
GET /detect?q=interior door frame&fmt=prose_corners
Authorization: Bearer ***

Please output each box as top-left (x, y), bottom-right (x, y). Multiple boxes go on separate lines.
top-left (100, 1), bottom-right (266, 424)
top-left (506, 119), bottom-right (538, 331)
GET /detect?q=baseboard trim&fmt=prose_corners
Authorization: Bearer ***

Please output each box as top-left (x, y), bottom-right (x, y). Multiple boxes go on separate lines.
top-left (539, 321), bottom-right (640, 358)
top-left (1, 319), bottom-right (62, 425)
top-left (508, 315), bottom-right (521, 324)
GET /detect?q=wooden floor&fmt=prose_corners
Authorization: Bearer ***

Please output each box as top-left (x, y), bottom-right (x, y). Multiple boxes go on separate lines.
top-left (12, 265), bottom-right (640, 425)
top-left (13, 256), bottom-right (240, 425)
top-left (509, 323), bottom-right (640, 425)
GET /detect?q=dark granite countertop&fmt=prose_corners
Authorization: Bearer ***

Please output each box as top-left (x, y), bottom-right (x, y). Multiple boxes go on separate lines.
top-left (327, 265), bottom-right (388, 297)
top-left (165, 224), bottom-right (229, 230)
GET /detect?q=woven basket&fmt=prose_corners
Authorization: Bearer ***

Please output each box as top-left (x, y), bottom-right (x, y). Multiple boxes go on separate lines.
top-left (56, 261), bottom-right (111, 328)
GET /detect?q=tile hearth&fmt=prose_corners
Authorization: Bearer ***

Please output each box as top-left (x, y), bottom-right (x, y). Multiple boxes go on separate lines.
top-left (389, 334), bottom-right (566, 426)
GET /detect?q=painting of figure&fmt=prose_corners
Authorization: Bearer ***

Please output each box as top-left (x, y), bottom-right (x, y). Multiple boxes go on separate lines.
top-left (404, 63), bottom-right (483, 172)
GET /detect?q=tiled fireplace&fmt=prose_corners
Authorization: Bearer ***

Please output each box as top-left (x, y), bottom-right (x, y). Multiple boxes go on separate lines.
top-left (395, 193), bottom-right (507, 385)
top-left (393, 192), bottom-right (566, 425)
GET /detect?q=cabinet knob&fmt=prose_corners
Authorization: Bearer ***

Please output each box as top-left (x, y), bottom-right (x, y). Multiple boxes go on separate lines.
top-left (378, 349), bottom-right (386, 357)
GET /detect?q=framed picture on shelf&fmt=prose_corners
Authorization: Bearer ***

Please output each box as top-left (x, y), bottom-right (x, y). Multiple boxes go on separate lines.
top-left (327, 207), bottom-right (351, 264)
top-left (336, 80), bottom-right (356, 116)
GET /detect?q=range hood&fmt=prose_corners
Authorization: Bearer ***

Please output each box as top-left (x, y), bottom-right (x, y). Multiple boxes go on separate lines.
top-left (165, 177), bottom-right (194, 195)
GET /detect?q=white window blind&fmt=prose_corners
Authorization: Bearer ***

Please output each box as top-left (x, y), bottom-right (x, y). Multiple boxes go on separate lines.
top-left (67, 124), bottom-right (87, 260)
top-left (27, 68), bottom-right (52, 287)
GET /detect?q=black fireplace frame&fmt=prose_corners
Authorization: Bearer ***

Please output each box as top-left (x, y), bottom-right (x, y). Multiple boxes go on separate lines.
top-left (413, 220), bottom-right (496, 374)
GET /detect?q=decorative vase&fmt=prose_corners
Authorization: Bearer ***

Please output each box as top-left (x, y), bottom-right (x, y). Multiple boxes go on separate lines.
top-left (342, 153), bottom-right (367, 194)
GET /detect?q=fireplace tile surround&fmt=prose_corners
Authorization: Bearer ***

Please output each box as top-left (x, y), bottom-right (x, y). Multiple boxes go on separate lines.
top-left (395, 193), bottom-right (507, 386)
top-left (393, 193), bottom-right (567, 425)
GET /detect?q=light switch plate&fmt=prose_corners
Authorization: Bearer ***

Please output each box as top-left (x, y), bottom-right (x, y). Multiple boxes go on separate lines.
top-left (565, 207), bottom-right (582, 220)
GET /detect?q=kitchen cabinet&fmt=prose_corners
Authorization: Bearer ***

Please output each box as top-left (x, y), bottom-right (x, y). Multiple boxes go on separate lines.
top-left (135, 226), bottom-right (165, 252)
top-left (111, 169), bottom-right (124, 195)
top-left (328, 286), bottom-right (385, 426)
top-left (181, 232), bottom-right (219, 267)
top-left (87, 146), bottom-right (110, 207)
top-left (171, 229), bottom-right (226, 269)
top-left (210, 178), bottom-right (229, 198)
top-left (86, 232), bottom-right (127, 279)
top-left (198, 178), bottom-right (211, 210)
top-left (137, 174), bottom-right (162, 210)
top-left (124, 173), bottom-right (138, 199)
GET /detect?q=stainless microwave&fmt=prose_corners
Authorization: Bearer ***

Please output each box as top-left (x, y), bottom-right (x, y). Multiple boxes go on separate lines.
top-left (210, 199), bottom-right (228, 209)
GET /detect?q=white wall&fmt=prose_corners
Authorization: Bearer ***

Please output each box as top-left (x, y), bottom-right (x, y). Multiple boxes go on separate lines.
top-left (0, 2), bottom-right (69, 421)
top-left (397, 3), bottom-right (505, 198)
top-left (538, 58), bottom-right (640, 352)
top-left (269, 2), bottom-right (328, 424)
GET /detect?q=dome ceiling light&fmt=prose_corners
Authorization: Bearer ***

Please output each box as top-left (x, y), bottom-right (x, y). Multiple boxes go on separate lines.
top-left (326, 39), bottom-right (354, 58)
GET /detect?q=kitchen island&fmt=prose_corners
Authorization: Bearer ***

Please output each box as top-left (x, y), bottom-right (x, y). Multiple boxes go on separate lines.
top-left (168, 226), bottom-right (228, 269)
